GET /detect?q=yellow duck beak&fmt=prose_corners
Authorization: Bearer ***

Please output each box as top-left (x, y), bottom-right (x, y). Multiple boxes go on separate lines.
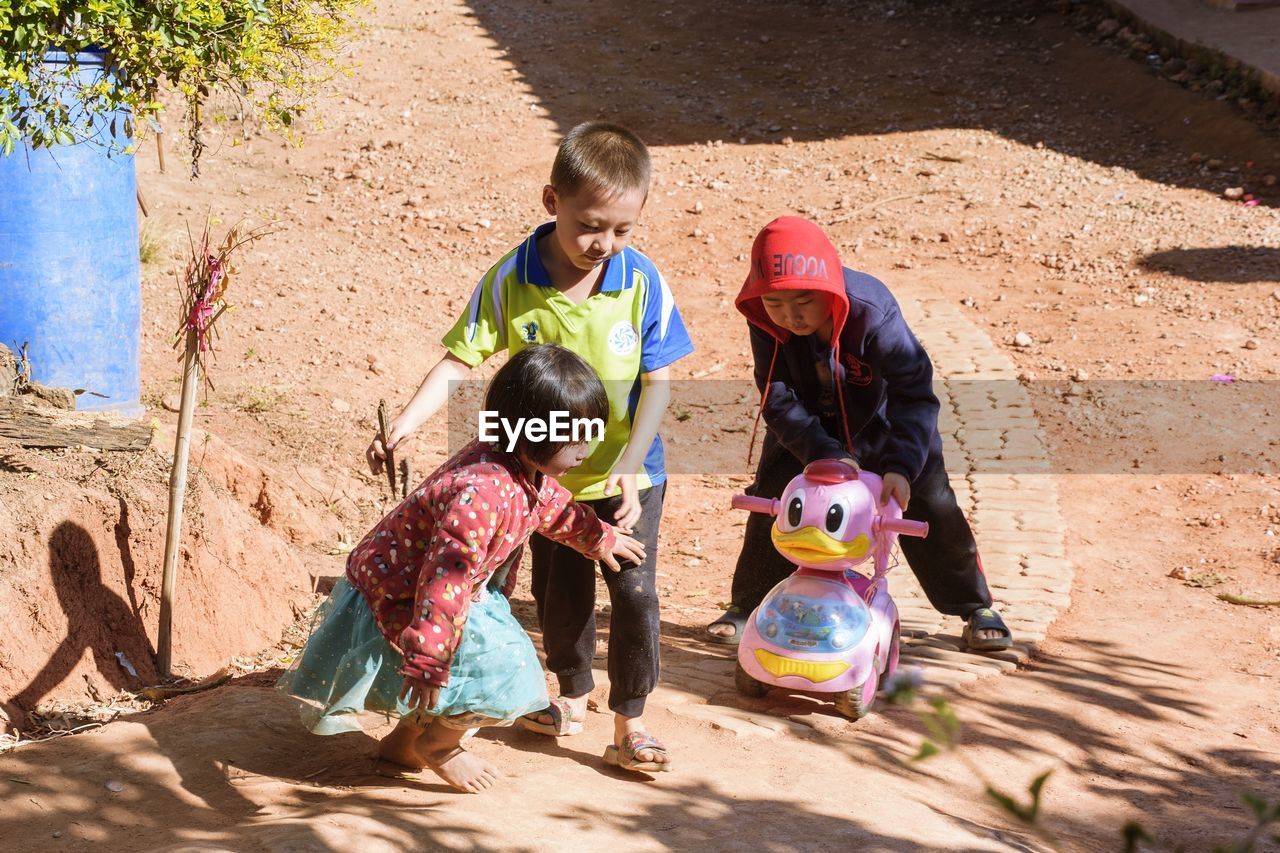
top-left (771, 526), bottom-right (869, 565)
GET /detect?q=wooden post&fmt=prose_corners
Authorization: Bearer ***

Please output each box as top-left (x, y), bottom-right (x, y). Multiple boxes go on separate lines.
top-left (157, 328), bottom-right (201, 677)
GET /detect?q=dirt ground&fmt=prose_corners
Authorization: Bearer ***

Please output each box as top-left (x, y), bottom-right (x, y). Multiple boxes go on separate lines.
top-left (2, 0), bottom-right (1279, 849)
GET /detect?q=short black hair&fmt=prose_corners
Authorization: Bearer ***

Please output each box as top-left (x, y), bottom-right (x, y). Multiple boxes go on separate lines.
top-left (483, 344), bottom-right (608, 464)
top-left (550, 121), bottom-right (651, 200)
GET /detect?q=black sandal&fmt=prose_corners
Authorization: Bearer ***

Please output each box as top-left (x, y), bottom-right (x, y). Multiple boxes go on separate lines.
top-left (706, 605), bottom-right (748, 646)
top-left (962, 607), bottom-right (1014, 652)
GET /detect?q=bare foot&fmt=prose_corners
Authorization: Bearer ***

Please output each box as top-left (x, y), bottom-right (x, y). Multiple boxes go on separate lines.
top-left (377, 718), bottom-right (427, 770)
top-left (425, 745), bottom-right (502, 793)
top-left (417, 721), bottom-right (502, 793)
top-left (707, 622), bottom-right (736, 639)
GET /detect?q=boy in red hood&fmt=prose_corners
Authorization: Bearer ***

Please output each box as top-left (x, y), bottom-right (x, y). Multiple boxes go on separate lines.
top-left (706, 217), bottom-right (1012, 652)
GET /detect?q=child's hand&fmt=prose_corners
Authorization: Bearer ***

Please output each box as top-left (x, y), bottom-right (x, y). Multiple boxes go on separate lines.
top-left (604, 471), bottom-right (641, 530)
top-left (599, 531), bottom-right (646, 573)
top-left (367, 420), bottom-right (410, 475)
top-left (399, 675), bottom-right (439, 712)
top-left (880, 472), bottom-right (911, 511)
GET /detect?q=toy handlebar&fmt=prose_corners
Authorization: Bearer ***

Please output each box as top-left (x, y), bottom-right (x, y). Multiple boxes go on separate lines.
top-left (876, 517), bottom-right (929, 538)
top-left (731, 494), bottom-right (779, 516)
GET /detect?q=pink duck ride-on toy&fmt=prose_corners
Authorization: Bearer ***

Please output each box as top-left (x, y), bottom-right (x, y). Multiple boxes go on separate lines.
top-left (730, 459), bottom-right (928, 719)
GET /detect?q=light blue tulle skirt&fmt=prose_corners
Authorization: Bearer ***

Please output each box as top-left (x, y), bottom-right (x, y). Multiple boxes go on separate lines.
top-left (276, 577), bottom-right (548, 735)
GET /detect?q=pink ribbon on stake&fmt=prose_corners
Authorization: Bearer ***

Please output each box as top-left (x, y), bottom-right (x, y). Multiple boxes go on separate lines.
top-left (185, 255), bottom-right (225, 352)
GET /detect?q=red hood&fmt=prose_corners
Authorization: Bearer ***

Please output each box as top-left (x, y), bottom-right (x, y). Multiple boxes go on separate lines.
top-left (735, 216), bottom-right (848, 344)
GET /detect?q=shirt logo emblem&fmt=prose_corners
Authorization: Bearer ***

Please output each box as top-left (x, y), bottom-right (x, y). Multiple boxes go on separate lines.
top-left (521, 322), bottom-right (539, 344)
top-left (840, 353), bottom-right (873, 386)
top-left (607, 321), bottom-right (639, 356)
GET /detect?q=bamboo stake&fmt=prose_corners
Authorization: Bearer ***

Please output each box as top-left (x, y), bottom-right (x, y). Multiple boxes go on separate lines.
top-left (157, 328), bottom-right (200, 676)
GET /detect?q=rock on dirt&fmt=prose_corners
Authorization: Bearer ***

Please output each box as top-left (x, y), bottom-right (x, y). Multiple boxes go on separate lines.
top-left (27, 384), bottom-right (75, 409)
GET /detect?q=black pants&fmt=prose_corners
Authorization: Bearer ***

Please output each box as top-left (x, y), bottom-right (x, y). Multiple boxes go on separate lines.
top-left (530, 482), bottom-right (665, 718)
top-left (730, 441), bottom-right (991, 618)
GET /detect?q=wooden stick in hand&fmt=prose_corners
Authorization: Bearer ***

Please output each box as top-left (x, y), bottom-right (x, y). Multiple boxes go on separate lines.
top-left (377, 398), bottom-right (398, 500)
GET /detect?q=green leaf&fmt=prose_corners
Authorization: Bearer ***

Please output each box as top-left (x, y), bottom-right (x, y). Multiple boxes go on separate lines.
top-left (1026, 770), bottom-right (1052, 822)
top-left (920, 697), bottom-right (961, 747)
top-left (911, 740), bottom-right (940, 762)
top-left (1242, 791), bottom-right (1268, 821)
top-left (986, 786), bottom-right (1032, 823)
top-left (1121, 820), bottom-right (1154, 853)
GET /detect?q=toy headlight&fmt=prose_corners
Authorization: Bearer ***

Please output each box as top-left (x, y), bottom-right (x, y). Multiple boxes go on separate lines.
top-left (764, 622), bottom-right (779, 639)
top-left (829, 629), bottom-right (854, 649)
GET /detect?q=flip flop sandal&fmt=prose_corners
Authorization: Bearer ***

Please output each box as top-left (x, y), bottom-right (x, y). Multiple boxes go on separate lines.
top-left (706, 605), bottom-right (748, 646)
top-left (604, 731), bottom-right (673, 774)
top-left (516, 697), bottom-right (585, 737)
top-left (962, 607), bottom-right (1014, 652)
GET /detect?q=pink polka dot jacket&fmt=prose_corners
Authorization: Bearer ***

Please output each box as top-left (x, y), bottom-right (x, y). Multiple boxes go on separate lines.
top-left (346, 440), bottom-right (616, 686)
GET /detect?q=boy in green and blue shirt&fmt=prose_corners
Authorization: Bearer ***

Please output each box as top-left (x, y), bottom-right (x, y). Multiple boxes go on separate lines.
top-left (370, 122), bottom-right (692, 773)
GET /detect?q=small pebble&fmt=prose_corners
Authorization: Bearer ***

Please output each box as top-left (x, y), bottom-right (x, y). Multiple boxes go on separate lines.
top-left (1224, 187), bottom-right (1244, 200)
top-left (331, 399), bottom-right (351, 413)
top-left (106, 780), bottom-right (124, 793)
top-left (1013, 332), bottom-right (1034, 348)
top-left (1244, 339), bottom-right (1259, 350)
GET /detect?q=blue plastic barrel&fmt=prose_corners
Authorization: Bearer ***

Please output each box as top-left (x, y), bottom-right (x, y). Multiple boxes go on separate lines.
top-left (0, 50), bottom-right (141, 416)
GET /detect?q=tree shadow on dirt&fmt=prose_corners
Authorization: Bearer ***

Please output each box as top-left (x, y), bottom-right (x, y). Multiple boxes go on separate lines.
top-left (511, 594), bottom-right (1273, 850)
top-left (529, 590), bottom-right (1271, 849)
top-left (1140, 246), bottom-right (1280, 282)
top-left (818, 637), bottom-right (1274, 848)
top-left (0, 673), bottom-right (1011, 852)
top-left (461, 0), bottom-right (1277, 204)
top-left (0, 672), bottom-right (512, 851)
top-left (0, 521), bottom-right (156, 730)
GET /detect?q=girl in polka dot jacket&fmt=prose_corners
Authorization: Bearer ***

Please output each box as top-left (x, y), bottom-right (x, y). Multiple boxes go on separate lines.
top-left (278, 345), bottom-right (646, 793)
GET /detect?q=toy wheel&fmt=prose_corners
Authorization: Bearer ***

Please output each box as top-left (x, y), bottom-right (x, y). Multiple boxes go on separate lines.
top-left (834, 668), bottom-right (879, 720)
top-left (887, 623), bottom-right (901, 677)
top-left (734, 660), bottom-right (770, 698)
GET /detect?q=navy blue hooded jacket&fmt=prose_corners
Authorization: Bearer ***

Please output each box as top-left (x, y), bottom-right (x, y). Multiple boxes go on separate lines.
top-left (736, 219), bottom-right (942, 482)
